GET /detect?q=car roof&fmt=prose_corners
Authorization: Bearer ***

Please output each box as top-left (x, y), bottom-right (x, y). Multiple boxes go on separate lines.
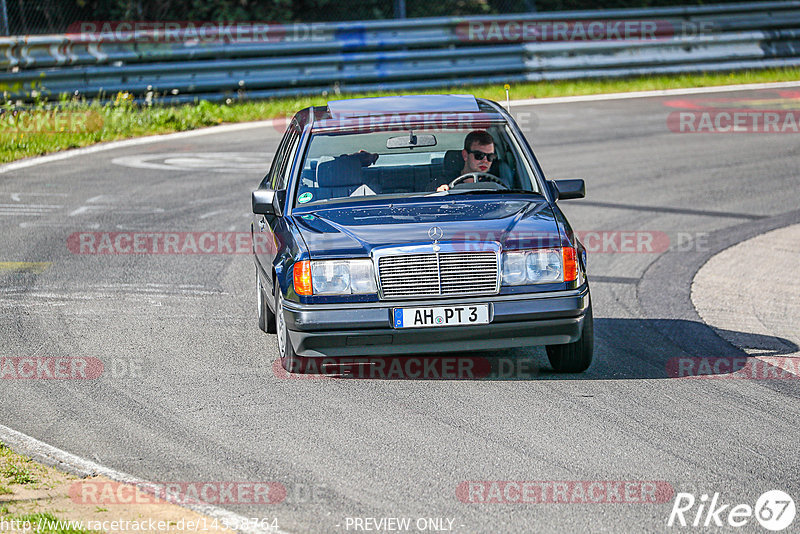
top-left (327, 94), bottom-right (480, 116)
top-left (293, 95), bottom-right (508, 132)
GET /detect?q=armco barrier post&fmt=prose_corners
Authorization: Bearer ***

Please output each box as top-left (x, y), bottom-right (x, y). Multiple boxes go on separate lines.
top-left (0, 0), bottom-right (8, 36)
top-left (394, 0), bottom-right (406, 19)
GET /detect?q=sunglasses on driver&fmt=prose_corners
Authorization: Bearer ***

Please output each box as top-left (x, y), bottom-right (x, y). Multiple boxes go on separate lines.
top-left (467, 150), bottom-right (497, 162)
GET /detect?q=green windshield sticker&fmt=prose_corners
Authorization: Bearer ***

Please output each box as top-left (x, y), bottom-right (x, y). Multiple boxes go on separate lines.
top-left (298, 192), bottom-right (313, 204)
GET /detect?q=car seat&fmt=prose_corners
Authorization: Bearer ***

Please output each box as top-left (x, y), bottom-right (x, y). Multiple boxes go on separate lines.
top-left (315, 155), bottom-right (364, 200)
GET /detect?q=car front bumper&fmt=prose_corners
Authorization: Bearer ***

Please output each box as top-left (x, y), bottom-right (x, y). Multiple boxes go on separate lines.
top-left (281, 286), bottom-right (590, 357)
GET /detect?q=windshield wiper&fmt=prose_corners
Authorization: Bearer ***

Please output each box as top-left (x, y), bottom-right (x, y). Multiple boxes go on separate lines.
top-left (427, 188), bottom-right (543, 196)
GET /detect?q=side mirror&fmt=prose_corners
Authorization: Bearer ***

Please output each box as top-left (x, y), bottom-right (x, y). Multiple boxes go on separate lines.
top-left (552, 179), bottom-right (585, 200)
top-left (252, 189), bottom-right (276, 215)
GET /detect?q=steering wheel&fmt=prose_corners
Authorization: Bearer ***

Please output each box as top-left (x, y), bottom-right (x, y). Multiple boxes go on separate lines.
top-left (448, 172), bottom-right (507, 189)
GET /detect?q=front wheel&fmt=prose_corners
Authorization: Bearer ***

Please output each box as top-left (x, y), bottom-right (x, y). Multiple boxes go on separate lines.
top-left (546, 303), bottom-right (593, 373)
top-left (275, 286), bottom-right (304, 373)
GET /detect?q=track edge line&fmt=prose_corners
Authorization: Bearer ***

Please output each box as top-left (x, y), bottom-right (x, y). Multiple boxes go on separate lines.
top-left (0, 423), bottom-right (291, 534)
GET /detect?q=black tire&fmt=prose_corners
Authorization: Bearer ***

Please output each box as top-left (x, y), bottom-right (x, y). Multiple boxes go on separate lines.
top-left (275, 285), bottom-right (304, 373)
top-left (546, 303), bottom-right (593, 373)
top-left (256, 267), bottom-right (276, 334)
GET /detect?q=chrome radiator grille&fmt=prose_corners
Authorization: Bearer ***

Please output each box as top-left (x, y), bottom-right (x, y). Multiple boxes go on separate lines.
top-left (378, 251), bottom-right (499, 299)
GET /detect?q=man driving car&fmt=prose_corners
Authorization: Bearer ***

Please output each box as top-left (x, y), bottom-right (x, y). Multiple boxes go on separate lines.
top-left (434, 130), bottom-right (497, 192)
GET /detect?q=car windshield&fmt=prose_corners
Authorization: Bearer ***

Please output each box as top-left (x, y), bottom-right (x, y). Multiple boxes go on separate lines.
top-left (294, 126), bottom-right (540, 206)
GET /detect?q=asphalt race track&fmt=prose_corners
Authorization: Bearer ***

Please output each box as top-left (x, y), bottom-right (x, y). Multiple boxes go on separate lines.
top-left (2, 87), bottom-right (800, 533)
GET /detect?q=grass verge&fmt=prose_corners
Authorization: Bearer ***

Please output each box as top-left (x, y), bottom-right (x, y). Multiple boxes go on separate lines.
top-left (2, 67), bottom-right (799, 164)
top-left (0, 441), bottom-right (234, 534)
top-left (0, 441), bottom-right (42, 486)
top-left (0, 442), bottom-right (96, 533)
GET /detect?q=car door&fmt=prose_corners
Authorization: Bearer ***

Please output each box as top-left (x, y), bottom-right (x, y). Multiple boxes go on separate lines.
top-left (253, 124), bottom-right (301, 296)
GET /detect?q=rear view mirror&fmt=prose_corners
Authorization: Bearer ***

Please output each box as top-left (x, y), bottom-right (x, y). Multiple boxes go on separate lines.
top-left (386, 132), bottom-right (437, 149)
top-left (252, 189), bottom-right (276, 215)
top-left (552, 179), bottom-right (585, 200)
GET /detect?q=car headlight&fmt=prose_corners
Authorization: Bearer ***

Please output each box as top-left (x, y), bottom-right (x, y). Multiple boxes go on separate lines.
top-left (501, 247), bottom-right (578, 285)
top-left (310, 259), bottom-right (377, 295)
top-left (501, 252), bottom-right (527, 285)
top-left (526, 248), bottom-right (562, 283)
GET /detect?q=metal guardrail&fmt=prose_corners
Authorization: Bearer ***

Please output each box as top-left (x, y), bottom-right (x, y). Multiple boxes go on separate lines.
top-left (1, 1), bottom-right (800, 103)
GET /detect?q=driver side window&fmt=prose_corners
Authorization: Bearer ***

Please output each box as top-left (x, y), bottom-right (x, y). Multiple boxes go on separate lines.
top-left (260, 133), bottom-right (290, 189)
top-left (276, 128), bottom-right (301, 191)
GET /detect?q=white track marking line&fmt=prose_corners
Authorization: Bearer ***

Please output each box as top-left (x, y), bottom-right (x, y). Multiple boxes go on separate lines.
top-left (69, 206), bottom-right (90, 216)
top-left (69, 205), bottom-right (164, 216)
top-left (7, 192), bottom-right (70, 196)
top-left (0, 204), bottom-right (61, 208)
top-left (111, 152), bottom-right (269, 173)
top-left (0, 208), bottom-right (56, 213)
top-left (6, 192), bottom-right (69, 203)
top-left (19, 221), bottom-right (100, 229)
top-left (0, 120), bottom-right (276, 175)
top-left (0, 424), bottom-right (289, 534)
top-left (199, 210), bottom-right (230, 219)
top-left (0, 212), bottom-right (52, 216)
top-left (1, 81), bottom-right (799, 177)
top-left (508, 80), bottom-right (800, 106)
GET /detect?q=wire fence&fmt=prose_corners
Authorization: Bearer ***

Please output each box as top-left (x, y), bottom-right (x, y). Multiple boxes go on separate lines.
top-left (4, 1), bottom-right (799, 104)
top-left (0, 0), bottom-right (753, 36)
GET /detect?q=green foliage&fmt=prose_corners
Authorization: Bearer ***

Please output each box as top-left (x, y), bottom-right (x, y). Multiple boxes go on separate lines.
top-left (2, 463), bottom-right (37, 485)
top-left (1, 67), bottom-right (798, 164)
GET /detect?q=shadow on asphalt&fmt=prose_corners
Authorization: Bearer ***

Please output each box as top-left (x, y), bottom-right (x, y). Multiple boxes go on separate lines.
top-left (270, 319), bottom-right (799, 381)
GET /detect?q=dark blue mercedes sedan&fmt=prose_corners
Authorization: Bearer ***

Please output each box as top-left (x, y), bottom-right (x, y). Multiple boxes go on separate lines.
top-left (252, 95), bottom-right (592, 374)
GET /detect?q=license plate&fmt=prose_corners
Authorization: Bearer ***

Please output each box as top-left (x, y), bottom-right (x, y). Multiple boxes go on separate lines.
top-left (392, 304), bottom-right (490, 328)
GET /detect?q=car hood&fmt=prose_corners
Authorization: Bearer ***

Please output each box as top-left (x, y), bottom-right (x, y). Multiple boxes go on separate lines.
top-left (293, 197), bottom-right (562, 257)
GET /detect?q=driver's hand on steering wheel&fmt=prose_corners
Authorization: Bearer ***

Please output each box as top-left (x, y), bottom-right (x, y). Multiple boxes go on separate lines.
top-left (438, 175), bottom-right (477, 192)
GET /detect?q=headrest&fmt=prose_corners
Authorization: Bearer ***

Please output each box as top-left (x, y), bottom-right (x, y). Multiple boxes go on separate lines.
top-left (443, 150), bottom-right (463, 174)
top-left (316, 155), bottom-right (363, 187)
